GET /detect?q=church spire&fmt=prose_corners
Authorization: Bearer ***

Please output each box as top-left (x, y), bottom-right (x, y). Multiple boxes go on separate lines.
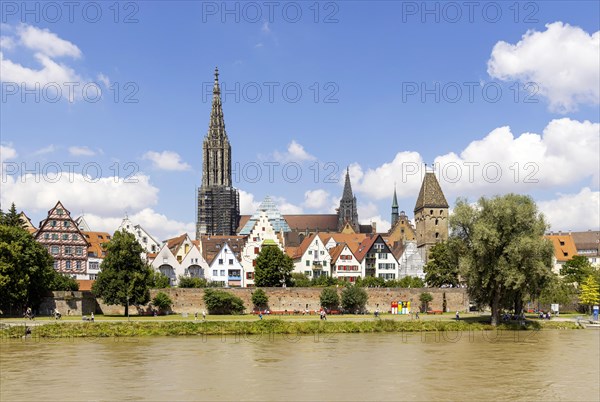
top-left (391, 183), bottom-right (399, 226)
top-left (342, 167), bottom-right (353, 200)
top-left (208, 67), bottom-right (226, 139)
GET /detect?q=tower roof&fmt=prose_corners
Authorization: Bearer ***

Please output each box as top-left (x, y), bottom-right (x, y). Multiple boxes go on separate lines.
top-left (392, 185), bottom-right (398, 208)
top-left (414, 172), bottom-right (449, 212)
top-left (208, 66), bottom-right (227, 139)
top-left (342, 167), bottom-right (354, 200)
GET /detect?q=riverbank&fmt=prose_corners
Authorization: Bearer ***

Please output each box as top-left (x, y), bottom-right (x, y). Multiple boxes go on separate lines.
top-left (0, 317), bottom-right (580, 338)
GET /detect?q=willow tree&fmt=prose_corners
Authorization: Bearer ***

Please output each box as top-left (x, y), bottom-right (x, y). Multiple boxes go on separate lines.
top-left (451, 194), bottom-right (553, 326)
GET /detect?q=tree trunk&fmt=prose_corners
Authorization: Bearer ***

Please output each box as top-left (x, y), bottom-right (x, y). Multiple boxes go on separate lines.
top-left (490, 288), bottom-right (501, 326)
top-left (124, 304), bottom-right (129, 317)
top-left (514, 296), bottom-right (523, 315)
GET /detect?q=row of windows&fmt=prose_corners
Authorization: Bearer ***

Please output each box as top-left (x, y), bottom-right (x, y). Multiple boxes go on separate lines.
top-left (337, 265), bottom-right (360, 271)
top-left (53, 260), bottom-right (83, 270)
top-left (44, 233), bottom-right (81, 241)
top-left (49, 246), bottom-right (84, 255)
top-left (217, 259), bottom-right (235, 265)
top-left (305, 260), bottom-right (327, 267)
top-left (339, 254), bottom-right (353, 260)
top-left (49, 220), bottom-right (72, 228)
top-left (378, 273), bottom-right (396, 280)
top-left (308, 250), bottom-right (325, 255)
top-left (378, 263), bottom-right (396, 270)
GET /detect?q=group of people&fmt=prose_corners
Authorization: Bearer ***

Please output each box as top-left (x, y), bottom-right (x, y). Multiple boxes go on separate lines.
top-left (319, 309), bottom-right (327, 320)
top-left (194, 311), bottom-right (207, 321)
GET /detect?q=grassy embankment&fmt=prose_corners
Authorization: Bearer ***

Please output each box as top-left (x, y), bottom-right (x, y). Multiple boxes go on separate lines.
top-left (0, 316), bottom-right (580, 338)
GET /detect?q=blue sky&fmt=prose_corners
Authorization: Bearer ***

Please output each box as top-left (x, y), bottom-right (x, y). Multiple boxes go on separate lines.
top-left (1, 1), bottom-right (599, 239)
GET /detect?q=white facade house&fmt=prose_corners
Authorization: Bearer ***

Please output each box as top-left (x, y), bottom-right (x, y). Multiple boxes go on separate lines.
top-left (357, 235), bottom-right (398, 280)
top-left (397, 241), bottom-right (425, 279)
top-left (241, 209), bottom-right (285, 287)
top-left (329, 243), bottom-right (362, 283)
top-left (295, 235), bottom-right (332, 279)
top-left (118, 217), bottom-right (161, 255)
top-left (151, 237), bottom-right (209, 286)
top-left (207, 243), bottom-right (244, 287)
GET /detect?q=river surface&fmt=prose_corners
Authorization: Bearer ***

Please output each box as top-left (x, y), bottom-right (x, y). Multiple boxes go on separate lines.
top-left (1, 330), bottom-right (599, 401)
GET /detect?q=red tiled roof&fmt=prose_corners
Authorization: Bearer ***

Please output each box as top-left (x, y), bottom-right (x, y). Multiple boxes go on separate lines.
top-left (353, 234), bottom-right (379, 262)
top-left (544, 235), bottom-right (578, 262)
top-left (77, 279), bottom-right (94, 291)
top-left (82, 231), bottom-right (111, 257)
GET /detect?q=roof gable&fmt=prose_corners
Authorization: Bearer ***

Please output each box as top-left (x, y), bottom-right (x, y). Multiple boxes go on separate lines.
top-left (414, 172), bottom-right (448, 212)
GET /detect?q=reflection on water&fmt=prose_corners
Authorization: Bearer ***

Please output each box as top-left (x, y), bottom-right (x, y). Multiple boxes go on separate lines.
top-left (1, 330), bottom-right (598, 401)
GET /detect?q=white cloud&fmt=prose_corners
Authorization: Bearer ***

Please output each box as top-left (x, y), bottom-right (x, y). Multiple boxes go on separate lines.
top-left (0, 36), bottom-right (14, 50)
top-left (33, 145), bottom-right (57, 155)
top-left (1, 172), bottom-right (159, 217)
top-left (96, 73), bottom-right (110, 87)
top-left (272, 196), bottom-right (303, 214)
top-left (488, 22), bottom-right (600, 113)
top-left (239, 190), bottom-right (260, 215)
top-left (538, 188), bottom-right (600, 232)
top-left (68, 146), bottom-right (95, 156)
top-left (261, 21), bottom-right (271, 34)
top-left (273, 140), bottom-right (316, 163)
top-left (17, 24), bottom-right (81, 58)
top-left (142, 151), bottom-right (191, 171)
top-left (0, 144), bottom-right (17, 161)
top-left (303, 189), bottom-right (337, 212)
top-left (351, 119), bottom-right (599, 203)
top-left (82, 208), bottom-right (195, 241)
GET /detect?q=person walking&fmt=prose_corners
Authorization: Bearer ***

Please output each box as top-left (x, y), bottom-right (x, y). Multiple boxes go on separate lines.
top-left (202, 310), bottom-right (206, 321)
top-left (91, 312), bottom-right (94, 322)
top-left (455, 311), bottom-right (460, 320)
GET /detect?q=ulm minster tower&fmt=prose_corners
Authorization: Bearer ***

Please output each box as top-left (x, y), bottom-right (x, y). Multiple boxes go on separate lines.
top-left (196, 68), bottom-right (240, 238)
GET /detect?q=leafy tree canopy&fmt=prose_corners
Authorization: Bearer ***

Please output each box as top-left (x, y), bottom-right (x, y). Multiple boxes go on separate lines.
top-left (254, 246), bottom-right (293, 287)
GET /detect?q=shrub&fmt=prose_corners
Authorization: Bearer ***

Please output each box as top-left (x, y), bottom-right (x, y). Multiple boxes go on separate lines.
top-left (291, 273), bottom-right (311, 287)
top-left (149, 271), bottom-right (171, 288)
top-left (178, 276), bottom-right (208, 288)
top-left (356, 276), bottom-right (385, 288)
top-left (341, 286), bottom-right (368, 313)
top-left (152, 292), bottom-right (173, 313)
top-left (320, 287), bottom-right (340, 310)
top-left (203, 289), bottom-right (245, 315)
top-left (51, 272), bottom-right (79, 291)
top-left (419, 292), bottom-right (433, 312)
top-left (251, 288), bottom-right (269, 310)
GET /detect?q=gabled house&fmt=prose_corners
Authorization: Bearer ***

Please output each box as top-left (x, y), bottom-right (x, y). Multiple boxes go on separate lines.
top-left (34, 201), bottom-right (89, 279)
top-left (355, 234), bottom-right (398, 280)
top-left (151, 235), bottom-right (209, 286)
top-left (82, 231), bottom-right (112, 280)
top-left (117, 217), bottom-right (161, 255)
top-left (241, 206), bottom-right (285, 287)
top-left (329, 243), bottom-right (362, 283)
top-left (293, 233), bottom-right (332, 279)
top-left (397, 241), bottom-right (425, 279)
top-left (207, 242), bottom-right (244, 287)
top-left (152, 243), bottom-right (181, 286)
top-left (545, 233), bottom-right (579, 274)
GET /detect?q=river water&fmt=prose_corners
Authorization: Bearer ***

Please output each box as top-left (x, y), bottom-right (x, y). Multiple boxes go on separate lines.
top-left (1, 330), bottom-right (598, 401)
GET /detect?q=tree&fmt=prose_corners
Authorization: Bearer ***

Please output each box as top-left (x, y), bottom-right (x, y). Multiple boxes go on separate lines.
top-left (356, 276), bottom-right (385, 288)
top-left (419, 292), bottom-right (433, 312)
top-left (397, 276), bottom-right (425, 288)
top-left (341, 286), bottom-right (368, 313)
top-left (203, 289), bottom-right (245, 314)
top-left (92, 230), bottom-right (152, 317)
top-left (0, 224), bottom-right (56, 313)
top-left (424, 241), bottom-right (460, 287)
top-left (178, 276), bottom-right (208, 288)
top-left (1, 203), bottom-right (23, 228)
top-left (579, 275), bottom-right (600, 314)
top-left (320, 287), bottom-right (340, 310)
top-left (251, 288), bottom-right (269, 310)
top-left (50, 272), bottom-right (79, 291)
top-left (152, 292), bottom-right (173, 313)
top-left (291, 273), bottom-right (311, 287)
top-left (148, 271), bottom-right (171, 288)
top-left (254, 245), bottom-right (293, 287)
top-left (560, 256), bottom-right (594, 286)
top-left (451, 195), bottom-right (554, 326)
top-left (539, 274), bottom-right (576, 306)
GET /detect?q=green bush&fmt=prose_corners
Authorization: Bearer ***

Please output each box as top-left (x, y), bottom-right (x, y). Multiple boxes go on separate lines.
top-left (149, 271), bottom-right (171, 288)
top-left (152, 292), bottom-right (173, 313)
top-left (356, 276), bottom-right (385, 288)
top-left (320, 287), bottom-right (340, 310)
top-left (178, 276), bottom-right (208, 288)
top-left (419, 292), bottom-right (433, 312)
top-left (50, 272), bottom-right (79, 291)
top-left (203, 289), bottom-right (245, 314)
top-left (251, 288), bottom-right (269, 310)
top-left (341, 286), bottom-right (368, 313)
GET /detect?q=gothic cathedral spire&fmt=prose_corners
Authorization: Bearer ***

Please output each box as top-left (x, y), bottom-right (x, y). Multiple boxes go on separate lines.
top-left (337, 167), bottom-right (359, 232)
top-left (391, 183), bottom-right (399, 226)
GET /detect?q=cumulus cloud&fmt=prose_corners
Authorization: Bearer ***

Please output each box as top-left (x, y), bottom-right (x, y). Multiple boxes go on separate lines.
top-left (0, 24), bottom-right (106, 103)
top-left (0, 144), bottom-right (17, 161)
top-left (303, 189), bottom-right (337, 213)
top-left (488, 22), bottom-right (600, 113)
top-left (272, 140), bottom-right (316, 163)
top-left (142, 151), bottom-right (191, 171)
top-left (538, 188), bottom-right (600, 232)
top-left (271, 196), bottom-right (303, 214)
top-left (68, 146), bottom-right (95, 156)
top-left (33, 145), bottom-right (57, 155)
top-left (1, 172), bottom-right (159, 217)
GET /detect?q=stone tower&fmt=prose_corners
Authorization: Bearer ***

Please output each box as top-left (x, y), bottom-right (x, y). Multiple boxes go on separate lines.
top-left (391, 184), bottom-right (399, 226)
top-left (337, 167), bottom-right (359, 232)
top-left (196, 68), bottom-right (240, 238)
top-left (414, 171), bottom-right (449, 262)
